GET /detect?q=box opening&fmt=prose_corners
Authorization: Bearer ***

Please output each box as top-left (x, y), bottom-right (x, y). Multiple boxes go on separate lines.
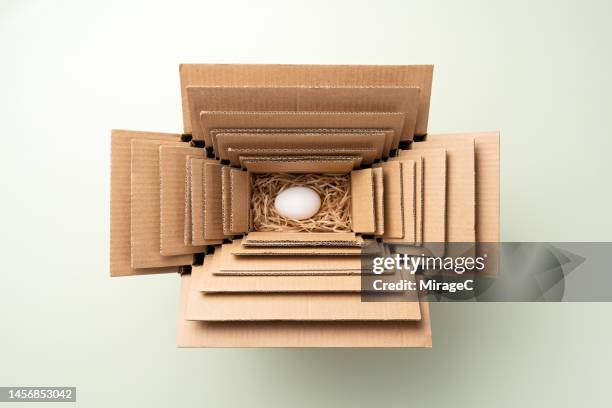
top-left (250, 172), bottom-right (352, 233)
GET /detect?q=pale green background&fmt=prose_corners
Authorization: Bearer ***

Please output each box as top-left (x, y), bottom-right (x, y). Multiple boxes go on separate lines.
top-left (1, 0), bottom-right (611, 406)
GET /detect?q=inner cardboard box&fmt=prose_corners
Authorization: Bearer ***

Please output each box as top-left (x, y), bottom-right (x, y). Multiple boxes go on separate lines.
top-left (109, 64), bottom-right (500, 348)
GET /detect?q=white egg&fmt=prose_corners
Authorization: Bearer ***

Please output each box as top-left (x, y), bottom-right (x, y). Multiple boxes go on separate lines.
top-left (274, 186), bottom-right (321, 220)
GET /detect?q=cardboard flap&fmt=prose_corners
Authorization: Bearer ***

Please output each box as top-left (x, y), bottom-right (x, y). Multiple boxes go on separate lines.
top-left (400, 161), bottom-right (416, 245)
top-left (216, 131), bottom-right (386, 165)
top-left (409, 142), bottom-right (468, 243)
top-left (200, 110), bottom-right (405, 155)
top-left (221, 166), bottom-right (232, 236)
top-left (392, 149), bottom-right (446, 253)
top-left (180, 64), bottom-right (433, 138)
top-left (350, 169), bottom-right (376, 233)
top-left (188, 158), bottom-right (224, 246)
top-left (213, 128), bottom-right (394, 160)
top-left (229, 168), bottom-right (250, 234)
top-left (186, 85), bottom-right (419, 144)
top-left (240, 155), bottom-right (360, 174)
top-left (110, 130), bottom-right (183, 276)
top-left (197, 252), bottom-right (362, 292)
top-left (230, 238), bottom-right (364, 256)
top-left (159, 145), bottom-right (207, 256)
top-left (178, 273), bottom-right (432, 347)
top-left (185, 156), bottom-right (201, 245)
top-left (218, 242), bottom-right (362, 275)
top-left (228, 146), bottom-right (379, 167)
top-left (472, 132), bottom-right (500, 243)
top-left (373, 161), bottom-right (404, 239)
top-left (130, 139), bottom-right (193, 269)
top-left (202, 162), bottom-right (226, 240)
top-left (187, 254), bottom-right (421, 321)
top-left (372, 167), bottom-right (385, 236)
top-left (243, 232), bottom-right (362, 247)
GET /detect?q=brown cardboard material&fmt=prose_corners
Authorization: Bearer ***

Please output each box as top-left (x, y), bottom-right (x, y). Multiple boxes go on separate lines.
top-left (185, 84), bottom-right (420, 143)
top-left (383, 157), bottom-right (424, 246)
top-left (221, 166), bottom-right (232, 236)
top-left (410, 139), bottom-right (474, 243)
top-left (229, 147), bottom-right (379, 166)
top-left (423, 132), bottom-right (499, 243)
top-left (372, 167), bottom-right (385, 236)
top-left (197, 251), bottom-right (363, 292)
top-left (186, 257), bottom-right (421, 321)
top-left (185, 158), bottom-right (223, 245)
top-left (180, 64), bottom-right (433, 137)
top-left (240, 155), bottom-right (361, 173)
top-left (373, 161), bottom-right (404, 239)
top-left (130, 139), bottom-right (194, 269)
top-left (243, 232), bottom-right (363, 247)
top-left (199, 111), bottom-right (406, 155)
top-left (393, 149), bottom-right (447, 245)
top-left (473, 132), bottom-right (500, 243)
top-left (184, 156), bottom-right (198, 245)
top-left (230, 238), bottom-right (363, 256)
top-left (110, 130), bottom-right (183, 277)
top-left (217, 243), bottom-right (363, 275)
top-left (178, 274), bottom-right (432, 347)
top-left (400, 161), bottom-right (417, 245)
top-left (211, 128), bottom-right (396, 160)
top-left (229, 168), bottom-right (250, 233)
top-left (202, 162), bottom-right (226, 241)
top-left (159, 145), bottom-right (208, 255)
top-left (216, 131), bottom-right (387, 166)
top-left (350, 168), bottom-right (376, 233)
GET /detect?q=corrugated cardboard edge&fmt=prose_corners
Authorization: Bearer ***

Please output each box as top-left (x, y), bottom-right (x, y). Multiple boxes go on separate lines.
top-left (229, 168), bottom-right (250, 234)
top-left (189, 158), bottom-right (224, 246)
top-left (243, 232), bottom-right (363, 247)
top-left (221, 166), bottom-right (232, 236)
top-left (372, 167), bottom-right (385, 236)
top-left (179, 64), bottom-right (433, 137)
top-left (177, 274), bottom-right (431, 347)
top-left (350, 168), bottom-right (376, 233)
top-left (381, 160), bottom-right (416, 245)
top-left (241, 156), bottom-right (359, 173)
top-left (202, 162), bottom-right (226, 241)
top-left (184, 156), bottom-right (198, 245)
top-left (230, 238), bottom-right (363, 256)
top-left (374, 161), bottom-right (404, 239)
top-left (217, 243), bottom-right (363, 275)
top-left (110, 130), bottom-right (182, 277)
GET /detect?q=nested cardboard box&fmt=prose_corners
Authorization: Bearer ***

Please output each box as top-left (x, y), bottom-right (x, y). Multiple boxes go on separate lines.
top-left (110, 64), bottom-right (499, 347)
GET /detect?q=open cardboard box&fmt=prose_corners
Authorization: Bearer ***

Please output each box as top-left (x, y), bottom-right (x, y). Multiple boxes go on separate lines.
top-left (109, 64), bottom-right (499, 347)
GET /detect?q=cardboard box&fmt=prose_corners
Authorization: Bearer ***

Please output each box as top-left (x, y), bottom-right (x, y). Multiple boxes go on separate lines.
top-left (109, 63), bottom-right (500, 348)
